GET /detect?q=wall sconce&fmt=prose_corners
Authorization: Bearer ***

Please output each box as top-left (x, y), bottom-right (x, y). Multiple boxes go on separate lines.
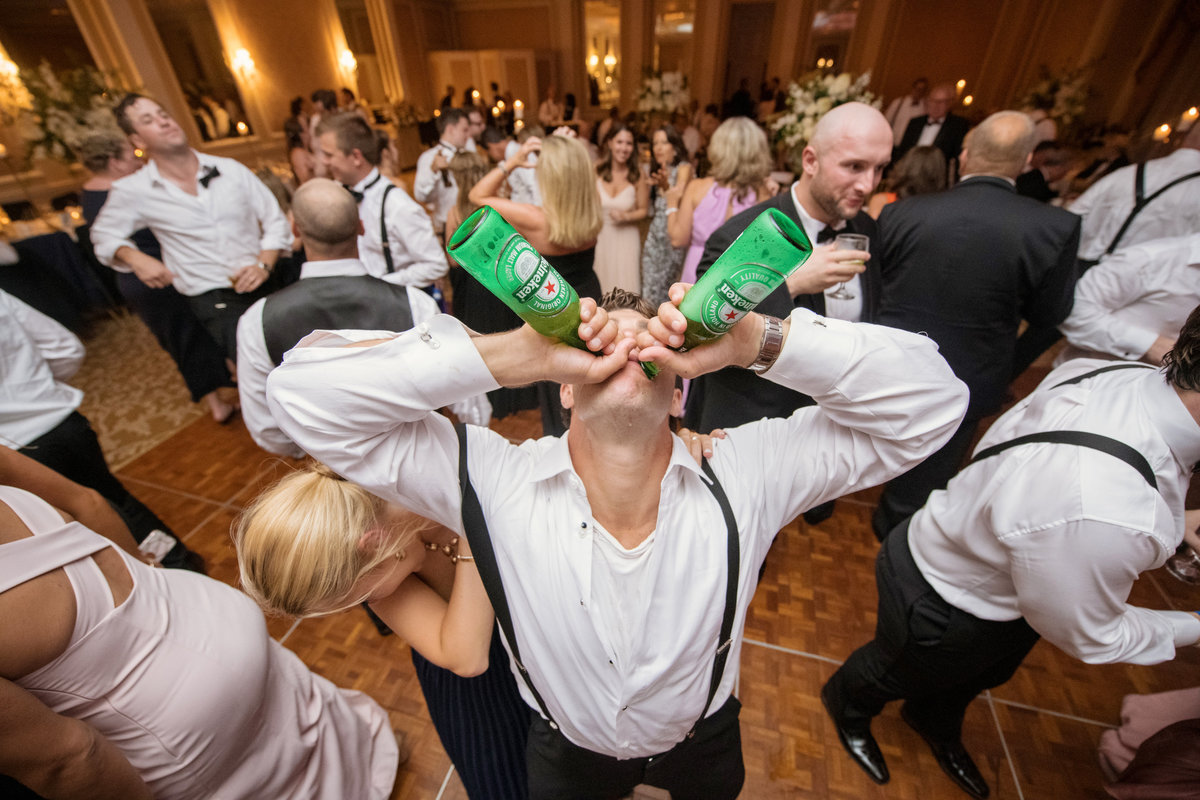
top-left (491, 105), bottom-right (500, 118)
top-left (603, 52), bottom-right (616, 70)
top-left (231, 48), bottom-right (255, 80)
top-left (0, 142), bottom-right (7, 159)
top-left (236, 121), bottom-right (249, 136)
top-left (514, 119), bottom-right (525, 132)
top-left (471, 89), bottom-right (481, 102)
top-left (339, 49), bottom-right (357, 74)
top-left (588, 53), bottom-right (599, 69)
top-left (433, 108), bottom-right (441, 117)
top-left (497, 99), bottom-right (505, 111)
top-left (961, 94), bottom-right (974, 107)
top-left (1153, 123), bottom-right (1172, 142)
top-left (513, 99), bottom-right (523, 120)
top-left (955, 78), bottom-right (966, 97)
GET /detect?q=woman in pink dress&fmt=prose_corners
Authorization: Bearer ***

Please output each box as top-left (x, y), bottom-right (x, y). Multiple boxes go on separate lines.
top-left (667, 117), bottom-right (775, 285)
top-left (594, 125), bottom-right (650, 294)
top-left (0, 462), bottom-right (399, 799)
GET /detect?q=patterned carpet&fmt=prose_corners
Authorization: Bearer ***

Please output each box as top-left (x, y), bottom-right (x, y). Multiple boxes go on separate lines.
top-left (72, 311), bottom-right (207, 470)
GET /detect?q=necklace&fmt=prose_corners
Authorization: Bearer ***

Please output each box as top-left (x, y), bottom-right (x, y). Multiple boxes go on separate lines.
top-left (424, 536), bottom-right (474, 563)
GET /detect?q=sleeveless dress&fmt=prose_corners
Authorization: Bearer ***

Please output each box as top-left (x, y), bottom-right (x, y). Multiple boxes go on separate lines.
top-left (640, 164), bottom-right (687, 307)
top-left (680, 183), bottom-right (760, 285)
top-left (1, 486), bottom-right (397, 800)
top-left (594, 178), bottom-right (642, 294)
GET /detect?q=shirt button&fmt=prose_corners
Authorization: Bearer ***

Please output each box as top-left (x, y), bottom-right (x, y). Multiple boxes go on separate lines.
top-left (621, 705), bottom-right (628, 711)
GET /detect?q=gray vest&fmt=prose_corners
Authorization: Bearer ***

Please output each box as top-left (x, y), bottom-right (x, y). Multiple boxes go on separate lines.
top-left (261, 275), bottom-right (414, 365)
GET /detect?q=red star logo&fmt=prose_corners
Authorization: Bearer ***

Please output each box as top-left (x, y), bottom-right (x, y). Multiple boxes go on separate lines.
top-left (544, 281), bottom-right (556, 295)
top-left (724, 308), bottom-right (739, 321)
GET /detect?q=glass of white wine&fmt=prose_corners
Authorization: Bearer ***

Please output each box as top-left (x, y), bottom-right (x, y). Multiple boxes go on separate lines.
top-left (828, 233), bottom-right (868, 300)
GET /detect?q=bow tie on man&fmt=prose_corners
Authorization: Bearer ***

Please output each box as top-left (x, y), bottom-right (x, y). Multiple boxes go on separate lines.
top-left (817, 226), bottom-right (839, 244)
top-left (926, 118), bottom-right (945, 127)
top-left (199, 166), bottom-right (220, 188)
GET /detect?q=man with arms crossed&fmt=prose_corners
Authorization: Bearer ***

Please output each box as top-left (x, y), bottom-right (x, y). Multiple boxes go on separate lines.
top-left (267, 276), bottom-right (966, 797)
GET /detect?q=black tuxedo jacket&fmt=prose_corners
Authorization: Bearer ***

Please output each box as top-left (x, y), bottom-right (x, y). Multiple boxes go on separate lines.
top-left (896, 113), bottom-right (970, 165)
top-left (877, 176), bottom-right (1080, 418)
top-left (683, 191), bottom-right (881, 431)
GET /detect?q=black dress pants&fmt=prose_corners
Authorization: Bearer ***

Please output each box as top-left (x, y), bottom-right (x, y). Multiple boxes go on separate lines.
top-left (872, 415), bottom-right (980, 541)
top-left (526, 696), bottom-right (744, 800)
top-left (825, 520), bottom-right (1040, 743)
top-left (115, 274), bottom-right (231, 402)
top-left (19, 411), bottom-right (196, 569)
top-left (186, 286), bottom-right (268, 365)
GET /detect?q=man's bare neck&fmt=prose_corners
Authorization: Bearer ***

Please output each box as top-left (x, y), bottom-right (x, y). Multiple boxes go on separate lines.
top-left (151, 149), bottom-right (201, 193)
top-left (793, 180), bottom-right (835, 226)
top-left (568, 423), bottom-right (674, 549)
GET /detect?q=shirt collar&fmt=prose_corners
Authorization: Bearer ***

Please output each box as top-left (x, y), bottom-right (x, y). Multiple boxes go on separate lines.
top-left (1141, 370), bottom-right (1200, 471)
top-left (959, 173), bottom-right (1016, 188)
top-left (526, 429), bottom-right (705, 484)
top-left (144, 149), bottom-right (218, 188)
top-left (350, 167), bottom-right (382, 193)
top-left (299, 258), bottom-right (370, 279)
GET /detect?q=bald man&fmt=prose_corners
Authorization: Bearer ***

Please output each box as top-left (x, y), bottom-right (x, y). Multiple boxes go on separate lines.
top-left (235, 179), bottom-right (487, 457)
top-left (871, 112), bottom-right (1081, 536)
top-left (686, 102), bottom-right (892, 522)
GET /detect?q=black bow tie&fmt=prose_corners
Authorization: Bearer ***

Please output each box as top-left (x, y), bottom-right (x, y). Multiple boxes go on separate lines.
top-left (198, 166), bottom-right (220, 188)
top-left (926, 118), bottom-right (944, 126)
top-left (817, 226), bottom-right (837, 244)
top-left (343, 174), bottom-right (382, 204)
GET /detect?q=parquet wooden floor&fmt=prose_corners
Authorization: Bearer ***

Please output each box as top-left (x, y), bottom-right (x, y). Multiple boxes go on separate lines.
top-left (104, 363), bottom-right (1198, 800)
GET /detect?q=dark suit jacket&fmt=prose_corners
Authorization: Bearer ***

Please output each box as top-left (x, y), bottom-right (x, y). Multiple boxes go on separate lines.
top-left (877, 176), bottom-right (1080, 418)
top-left (683, 191), bottom-right (881, 431)
top-left (896, 113), bottom-right (970, 165)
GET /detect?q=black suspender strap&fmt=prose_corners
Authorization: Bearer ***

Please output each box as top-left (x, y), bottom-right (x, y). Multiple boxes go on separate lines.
top-left (1104, 164), bottom-right (1200, 256)
top-left (687, 458), bottom-right (740, 738)
top-left (1051, 362), bottom-right (1154, 389)
top-left (380, 182), bottom-right (397, 274)
top-left (453, 423), bottom-right (557, 727)
top-left (453, 424), bottom-right (741, 740)
top-left (969, 431), bottom-right (1157, 490)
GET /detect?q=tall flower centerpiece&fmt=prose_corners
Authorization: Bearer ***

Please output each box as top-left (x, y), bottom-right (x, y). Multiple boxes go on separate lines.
top-left (1018, 66), bottom-right (1089, 140)
top-left (771, 71), bottom-right (880, 172)
top-left (636, 70), bottom-right (690, 118)
top-left (15, 61), bottom-right (130, 165)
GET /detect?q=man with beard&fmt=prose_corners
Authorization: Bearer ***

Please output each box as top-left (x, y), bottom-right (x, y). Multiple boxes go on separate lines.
top-left (686, 102), bottom-right (891, 524)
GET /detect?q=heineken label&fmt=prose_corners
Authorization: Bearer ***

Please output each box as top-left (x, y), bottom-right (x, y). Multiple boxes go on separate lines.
top-left (498, 239), bottom-right (570, 316)
top-left (693, 265), bottom-right (776, 335)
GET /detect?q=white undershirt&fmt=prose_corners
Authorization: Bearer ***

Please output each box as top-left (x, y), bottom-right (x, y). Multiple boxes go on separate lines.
top-left (590, 522), bottom-right (657, 671)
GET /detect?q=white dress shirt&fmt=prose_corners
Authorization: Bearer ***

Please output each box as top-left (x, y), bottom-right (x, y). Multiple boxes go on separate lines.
top-left (789, 182), bottom-right (863, 321)
top-left (412, 141), bottom-right (461, 232)
top-left (916, 117), bottom-right (944, 147)
top-left (266, 310), bottom-right (967, 758)
top-left (349, 168), bottom-right (448, 287)
top-left (503, 140), bottom-right (542, 206)
top-left (0, 290), bottom-right (84, 447)
top-left (91, 151), bottom-right (291, 296)
top-left (1071, 147), bottom-right (1200, 262)
top-left (1058, 234), bottom-right (1200, 364)
top-left (910, 360), bottom-right (1200, 665)
top-left (236, 257), bottom-right (469, 458)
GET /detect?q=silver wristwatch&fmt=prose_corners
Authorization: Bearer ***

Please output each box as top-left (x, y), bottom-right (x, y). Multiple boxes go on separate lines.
top-left (749, 315), bottom-right (785, 374)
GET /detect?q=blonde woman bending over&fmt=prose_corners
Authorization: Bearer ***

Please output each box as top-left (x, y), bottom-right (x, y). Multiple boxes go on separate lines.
top-left (236, 463), bottom-right (531, 799)
top-left (668, 117), bottom-right (775, 285)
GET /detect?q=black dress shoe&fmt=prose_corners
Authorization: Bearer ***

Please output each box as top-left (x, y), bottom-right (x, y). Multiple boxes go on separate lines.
top-left (900, 706), bottom-right (989, 799)
top-left (802, 500), bottom-right (836, 525)
top-left (821, 682), bottom-right (889, 784)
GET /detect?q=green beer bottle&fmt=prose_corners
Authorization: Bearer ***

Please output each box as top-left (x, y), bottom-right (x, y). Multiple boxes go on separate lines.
top-left (447, 206), bottom-right (659, 377)
top-left (677, 208), bottom-right (812, 350)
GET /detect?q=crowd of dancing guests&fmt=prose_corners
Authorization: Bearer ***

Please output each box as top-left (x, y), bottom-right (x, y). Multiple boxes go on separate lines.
top-left (5, 72), bottom-right (1200, 800)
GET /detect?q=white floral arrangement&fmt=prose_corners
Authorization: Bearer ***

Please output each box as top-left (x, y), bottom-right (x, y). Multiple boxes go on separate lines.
top-left (771, 71), bottom-right (880, 155)
top-left (13, 61), bottom-right (129, 164)
top-left (636, 70), bottom-right (690, 115)
top-left (1018, 66), bottom-right (1089, 129)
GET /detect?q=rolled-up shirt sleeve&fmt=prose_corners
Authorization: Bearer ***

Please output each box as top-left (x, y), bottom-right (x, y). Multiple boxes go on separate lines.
top-left (245, 169), bottom-right (291, 253)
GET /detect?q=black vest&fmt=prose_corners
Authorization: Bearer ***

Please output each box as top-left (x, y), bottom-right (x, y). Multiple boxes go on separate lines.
top-left (261, 275), bottom-right (414, 365)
